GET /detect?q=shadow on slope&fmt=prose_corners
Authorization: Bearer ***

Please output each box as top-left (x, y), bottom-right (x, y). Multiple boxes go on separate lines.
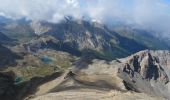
top-left (0, 45), bottom-right (22, 67)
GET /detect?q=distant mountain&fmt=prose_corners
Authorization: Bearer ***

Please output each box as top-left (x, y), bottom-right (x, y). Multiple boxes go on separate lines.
top-left (0, 32), bottom-right (16, 45)
top-left (0, 16), bottom-right (13, 24)
top-left (40, 19), bottom-right (170, 60)
top-left (113, 26), bottom-right (170, 50)
top-left (0, 16), bottom-right (36, 43)
top-left (0, 16), bottom-right (170, 60)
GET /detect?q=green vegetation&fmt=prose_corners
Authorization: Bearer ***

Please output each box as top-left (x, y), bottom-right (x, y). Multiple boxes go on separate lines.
top-left (116, 29), bottom-right (170, 50)
top-left (5, 65), bottom-right (56, 81)
top-left (2, 50), bottom-right (76, 82)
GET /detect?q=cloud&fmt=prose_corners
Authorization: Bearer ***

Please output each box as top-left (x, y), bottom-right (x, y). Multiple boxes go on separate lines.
top-left (0, 0), bottom-right (170, 34)
top-left (133, 0), bottom-right (170, 32)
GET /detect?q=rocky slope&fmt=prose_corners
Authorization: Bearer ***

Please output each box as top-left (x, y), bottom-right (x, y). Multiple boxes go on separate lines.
top-left (73, 50), bottom-right (170, 99)
top-left (30, 21), bottom-right (51, 35)
top-left (11, 35), bottom-right (59, 53)
top-left (1, 50), bottom-right (170, 100)
top-left (43, 19), bottom-right (147, 59)
top-left (118, 50), bottom-right (170, 98)
top-left (1, 16), bottom-right (170, 60)
top-left (31, 90), bottom-right (164, 100)
top-left (36, 19), bottom-right (170, 59)
top-left (22, 50), bottom-right (169, 100)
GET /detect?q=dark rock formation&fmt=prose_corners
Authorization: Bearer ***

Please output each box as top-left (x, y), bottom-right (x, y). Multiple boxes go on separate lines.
top-left (0, 71), bottom-right (17, 100)
top-left (0, 45), bottom-right (22, 67)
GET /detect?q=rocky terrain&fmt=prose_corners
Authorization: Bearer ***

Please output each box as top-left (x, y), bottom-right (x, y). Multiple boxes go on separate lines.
top-left (1, 16), bottom-right (170, 60)
top-left (1, 44), bottom-right (170, 100)
top-left (16, 50), bottom-right (170, 100)
top-left (31, 90), bottom-right (164, 100)
top-left (0, 16), bottom-right (170, 100)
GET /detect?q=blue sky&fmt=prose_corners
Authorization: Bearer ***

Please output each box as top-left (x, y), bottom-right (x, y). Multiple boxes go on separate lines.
top-left (0, 0), bottom-right (169, 21)
top-left (164, 0), bottom-right (170, 4)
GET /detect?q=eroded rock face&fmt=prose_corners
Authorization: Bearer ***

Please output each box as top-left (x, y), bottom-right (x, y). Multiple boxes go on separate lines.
top-left (72, 50), bottom-right (170, 99)
top-left (123, 50), bottom-right (169, 83)
top-left (118, 50), bottom-right (170, 99)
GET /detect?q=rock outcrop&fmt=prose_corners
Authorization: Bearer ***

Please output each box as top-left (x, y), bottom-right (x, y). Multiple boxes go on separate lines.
top-left (118, 50), bottom-right (170, 99)
top-left (30, 50), bottom-right (170, 100)
top-left (71, 50), bottom-right (170, 99)
top-left (30, 21), bottom-right (51, 35)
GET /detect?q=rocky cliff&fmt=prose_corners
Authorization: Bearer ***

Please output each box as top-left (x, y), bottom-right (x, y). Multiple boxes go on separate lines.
top-left (118, 50), bottom-right (170, 98)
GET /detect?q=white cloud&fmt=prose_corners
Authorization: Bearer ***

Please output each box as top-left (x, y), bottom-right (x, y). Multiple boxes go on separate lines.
top-left (0, 0), bottom-right (170, 34)
top-left (66, 0), bottom-right (79, 7)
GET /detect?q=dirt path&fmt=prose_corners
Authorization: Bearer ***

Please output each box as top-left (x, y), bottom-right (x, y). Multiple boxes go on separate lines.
top-left (31, 70), bottom-right (165, 100)
top-left (35, 70), bottom-right (69, 96)
top-left (31, 89), bottom-right (165, 100)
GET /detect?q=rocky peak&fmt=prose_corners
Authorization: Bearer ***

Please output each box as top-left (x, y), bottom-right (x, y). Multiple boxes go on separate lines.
top-left (30, 21), bottom-right (51, 35)
top-left (116, 50), bottom-right (170, 99)
top-left (123, 50), bottom-right (169, 84)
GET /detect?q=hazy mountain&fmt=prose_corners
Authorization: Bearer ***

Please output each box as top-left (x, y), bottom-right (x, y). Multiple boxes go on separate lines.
top-left (0, 16), bottom-right (169, 62)
top-left (113, 25), bottom-right (170, 50)
top-left (26, 18), bottom-right (169, 60)
top-left (0, 32), bottom-right (16, 45)
top-left (7, 19), bottom-right (170, 60)
top-left (0, 16), bottom-right (35, 43)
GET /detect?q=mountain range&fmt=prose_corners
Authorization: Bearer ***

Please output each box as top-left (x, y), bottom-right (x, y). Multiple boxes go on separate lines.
top-left (0, 16), bottom-right (170, 100)
top-left (0, 16), bottom-right (169, 61)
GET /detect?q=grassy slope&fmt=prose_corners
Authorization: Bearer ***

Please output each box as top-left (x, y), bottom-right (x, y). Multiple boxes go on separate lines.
top-left (115, 29), bottom-right (170, 50)
top-left (3, 50), bottom-right (76, 81)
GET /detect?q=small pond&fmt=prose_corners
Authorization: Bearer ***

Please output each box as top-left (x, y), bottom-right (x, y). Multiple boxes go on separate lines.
top-left (40, 55), bottom-right (53, 64)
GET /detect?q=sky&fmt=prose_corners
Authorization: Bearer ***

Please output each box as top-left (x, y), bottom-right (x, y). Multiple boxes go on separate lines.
top-left (0, 0), bottom-right (170, 34)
